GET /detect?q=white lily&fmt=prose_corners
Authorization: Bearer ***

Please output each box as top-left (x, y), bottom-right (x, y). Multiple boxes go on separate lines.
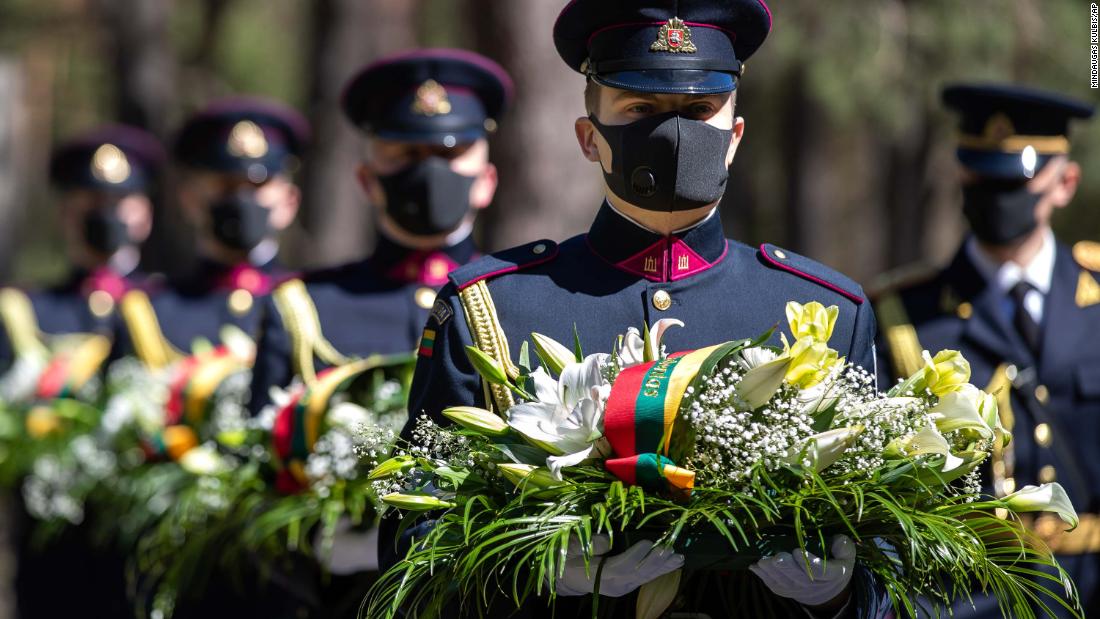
top-left (928, 385), bottom-right (993, 439)
top-left (617, 319), bottom-right (684, 367)
top-left (786, 426), bottom-right (864, 473)
top-left (736, 354), bottom-right (791, 409)
top-left (1003, 483), bottom-right (1079, 528)
top-left (178, 444), bottom-right (230, 476)
top-left (507, 354), bottom-right (611, 479)
top-left (328, 401), bottom-right (373, 431)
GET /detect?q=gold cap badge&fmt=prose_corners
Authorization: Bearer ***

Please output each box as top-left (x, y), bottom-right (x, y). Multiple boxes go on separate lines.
top-left (91, 143), bottom-right (132, 184)
top-left (651, 17), bottom-right (697, 54)
top-left (227, 120), bottom-right (269, 159)
top-left (412, 79), bottom-right (452, 117)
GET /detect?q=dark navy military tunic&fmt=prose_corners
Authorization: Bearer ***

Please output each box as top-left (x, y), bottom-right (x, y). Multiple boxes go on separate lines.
top-left (407, 203), bottom-right (876, 426)
top-left (876, 242), bottom-right (1100, 618)
top-left (394, 203), bottom-right (887, 619)
top-left (248, 234), bottom-right (477, 415)
top-left (149, 256), bottom-right (285, 353)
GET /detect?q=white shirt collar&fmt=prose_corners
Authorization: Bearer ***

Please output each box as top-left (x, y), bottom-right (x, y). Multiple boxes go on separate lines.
top-left (966, 227), bottom-right (1056, 295)
top-left (605, 200), bottom-right (718, 235)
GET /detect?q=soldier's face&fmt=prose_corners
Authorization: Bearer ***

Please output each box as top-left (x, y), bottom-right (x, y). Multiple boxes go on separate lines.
top-left (575, 85), bottom-right (744, 176)
top-left (357, 137), bottom-right (498, 212)
top-left (960, 156), bottom-right (1081, 228)
top-left (60, 189), bottom-right (153, 256)
top-left (177, 171), bottom-right (300, 234)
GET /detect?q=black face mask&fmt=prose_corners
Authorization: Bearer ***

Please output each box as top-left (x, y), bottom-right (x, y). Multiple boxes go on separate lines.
top-left (82, 206), bottom-right (130, 256)
top-left (209, 191), bottom-right (270, 251)
top-left (378, 157), bottom-right (477, 236)
top-left (590, 112), bottom-right (733, 212)
top-left (962, 180), bottom-right (1042, 246)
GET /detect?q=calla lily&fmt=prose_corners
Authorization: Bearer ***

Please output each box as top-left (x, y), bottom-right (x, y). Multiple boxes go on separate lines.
top-left (923, 350), bottom-right (971, 397)
top-left (497, 463), bottom-right (572, 497)
top-left (617, 319), bottom-right (684, 367)
top-left (884, 425), bottom-right (964, 472)
top-left (928, 385), bottom-right (993, 439)
top-left (786, 301), bottom-right (839, 345)
top-left (443, 406), bottom-right (510, 437)
top-left (1003, 483), bottom-right (1079, 528)
top-left (636, 568), bottom-right (682, 619)
top-left (736, 354), bottom-right (791, 409)
top-left (977, 390), bottom-right (1012, 448)
top-left (531, 333), bottom-right (576, 376)
top-left (786, 426), bottom-right (864, 473)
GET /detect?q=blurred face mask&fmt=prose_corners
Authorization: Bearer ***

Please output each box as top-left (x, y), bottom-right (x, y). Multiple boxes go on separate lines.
top-left (378, 157), bottom-right (476, 236)
top-left (82, 205), bottom-right (130, 256)
top-left (590, 112), bottom-right (732, 212)
top-left (962, 179), bottom-right (1043, 246)
top-left (208, 190), bottom-right (270, 251)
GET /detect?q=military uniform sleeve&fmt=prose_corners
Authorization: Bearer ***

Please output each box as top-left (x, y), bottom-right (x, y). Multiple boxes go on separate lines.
top-left (248, 294), bottom-right (293, 416)
top-left (401, 281), bottom-right (483, 440)
top-left (848, 292), bottom-right (878, 383)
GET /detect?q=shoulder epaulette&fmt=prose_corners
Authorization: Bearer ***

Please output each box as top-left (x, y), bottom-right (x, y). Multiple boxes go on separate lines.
top-left (867, 262), bottom-right (939, 299)
top-left (272, 278), bottom-right (350, 386)
top-left (450, 240), bottom-right (558, 291)
top-left (757, 244), bottom-right (864, 305)
top-left (1073, 241), bottom-right (1100, 272)
top-left (0, 287), bottom-right (48, 359)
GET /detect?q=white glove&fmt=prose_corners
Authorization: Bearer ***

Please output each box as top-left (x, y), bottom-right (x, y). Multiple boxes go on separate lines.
top-left (555, 535), bottom-right (684, 598)
top-left (749, 535), bottom-right (856, 607)
top-left (313, 517), bottom-right (379, 575)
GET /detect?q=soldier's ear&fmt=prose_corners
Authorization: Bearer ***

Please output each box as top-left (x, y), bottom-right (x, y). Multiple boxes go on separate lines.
top-left (470, 162), bottom-right (498, 210)
top-left (574, 117), bottom-right (602, 164)
top-left (725, 116), bottom-right (745, 168)
top-left (1051, 160), bottom-right (1081, 209)
top-left (356, 163), bottom-right (384, 205)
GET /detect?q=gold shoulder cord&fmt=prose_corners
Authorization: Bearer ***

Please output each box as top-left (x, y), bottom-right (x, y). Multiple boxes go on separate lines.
top-left (874, 293), bottom-right (925, 380)
top-left (272, 279), bottom-right (351, 387)
top-left (985, 363), bottom-right (1016, 499)
top-left (120, 290), bottom-right (182, 369)
top-left (0, 288), bottom-right (48, 359)
top-left (458, 280), bottom-right (520, 414)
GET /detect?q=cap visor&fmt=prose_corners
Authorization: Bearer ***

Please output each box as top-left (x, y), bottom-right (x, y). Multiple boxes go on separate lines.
top-left (957, 149), bottom-right (1054, 180)
top-left (374, 127), bottom-right (485, 146)
top-left (595, 70), bottom-right (736, 95)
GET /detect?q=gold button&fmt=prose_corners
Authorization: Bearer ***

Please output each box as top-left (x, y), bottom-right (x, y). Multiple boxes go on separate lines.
top-left (1034, 423), bottom-right (1052, 447)
top-left (956, 302), bottom-right (973, 320)
top-left (532, 243), bottom-right (547, 255)
top-left (652, 290), bottom-right (672, 311)
top-left (227, 289), bottom-right (254, 316)
top-left (1005, 364), bottom-right (1018, 381)
top-left (773, 249), bottom-right (787, 260)
top-left (88, 290), bottom-right (115, 318)
top-left (415, 287), bottom-right (436, 310)
top-left (1034, 384), bottom-right (1050, 405)
top-left (1002, 477), bottom-right (1016, 495)
top-left (1039, 465), bottom-right (1057, 483)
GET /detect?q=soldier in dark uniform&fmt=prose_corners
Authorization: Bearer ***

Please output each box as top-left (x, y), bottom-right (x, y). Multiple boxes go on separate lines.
top-left (6, 124), bottom-right (164, 619)
top-left (244, 49), bottom-right (510, 618)
top-left (133, 97), bottom-right (307, 357)
top-left (0, 124), bottom-right (164, 369)
top-left (391, 2), bottom-right (888, 617)
top-left (249, 48), bottom-right (512, 415)
top-left (873, 84), bottom-right (1097, 617)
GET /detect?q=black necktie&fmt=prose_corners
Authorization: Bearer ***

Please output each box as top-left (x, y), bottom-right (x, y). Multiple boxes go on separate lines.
top-left (1010, 281), bottom-right (1042, 354)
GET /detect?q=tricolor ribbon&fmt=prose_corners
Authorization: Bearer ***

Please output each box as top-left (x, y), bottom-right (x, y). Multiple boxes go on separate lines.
top-left (603, 345), bottom-right (722, 495)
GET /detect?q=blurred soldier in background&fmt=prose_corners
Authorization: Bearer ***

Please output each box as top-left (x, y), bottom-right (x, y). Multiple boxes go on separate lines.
top-left (875, 84), bottom-right (1097, 618)
top-left (125, 97), bottom-right (307, 360)
top-left (248, 48), bottom-right (511, 617)
top-left (7, 124), bottom-right (163, 619)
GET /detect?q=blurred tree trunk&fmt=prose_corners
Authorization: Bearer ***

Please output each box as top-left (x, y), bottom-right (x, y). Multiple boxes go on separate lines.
top-left (0, 59), bottom-right (29, 282)
top-left (881, 108), bottom-right (935, 269)
top-left (465, 0), bottom-right (603, 250)
top-left (779, 65), bottom-right (830, 259)
top-left (97, 0), bottom-right (178, 138)
top-left (297, 0), bottom-right (420, 267)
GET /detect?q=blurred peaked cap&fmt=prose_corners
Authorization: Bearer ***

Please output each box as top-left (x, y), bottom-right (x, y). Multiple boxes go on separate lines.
top-left (943, 83), bottom-right (1095, 179)
top-left (173, 95), bottom-right (310, 179)
top-left (49, 123), bottom-right (166, 192)
top-left (342, 48), bottom-right (514, 146)
top-left (553, 0), bottom-right (772, 95)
